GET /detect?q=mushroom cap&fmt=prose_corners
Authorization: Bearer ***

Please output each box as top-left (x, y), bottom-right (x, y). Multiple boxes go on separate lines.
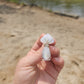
top-left (40, 33), bottom-right (54, 46)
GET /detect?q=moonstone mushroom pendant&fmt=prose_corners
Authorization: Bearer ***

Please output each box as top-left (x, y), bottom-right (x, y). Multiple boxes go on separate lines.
top-left (40, 34), bottom-right (54, 61)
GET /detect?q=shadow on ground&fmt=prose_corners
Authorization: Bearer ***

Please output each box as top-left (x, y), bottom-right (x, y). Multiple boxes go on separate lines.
top-left (0, 4), bottom-right (17, 14)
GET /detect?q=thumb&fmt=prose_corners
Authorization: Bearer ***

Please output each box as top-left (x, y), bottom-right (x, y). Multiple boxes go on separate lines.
top-left (18, 45), bottom-right (44, 67)
top-left (32, 45), bottom-right (44, 65)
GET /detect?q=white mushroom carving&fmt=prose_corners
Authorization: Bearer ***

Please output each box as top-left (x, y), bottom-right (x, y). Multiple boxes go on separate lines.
top-left (40, 34), bottom-right (54, 61)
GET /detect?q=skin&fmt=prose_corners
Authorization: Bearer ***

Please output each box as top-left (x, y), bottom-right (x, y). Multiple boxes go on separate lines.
top-left (13, 34), bottom-right (64, 84)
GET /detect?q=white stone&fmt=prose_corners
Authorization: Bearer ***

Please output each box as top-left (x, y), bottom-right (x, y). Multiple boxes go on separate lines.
top-left (42, 46), bottom-right (51, 61)
top-left (40, 34), bottom-right (54, 61)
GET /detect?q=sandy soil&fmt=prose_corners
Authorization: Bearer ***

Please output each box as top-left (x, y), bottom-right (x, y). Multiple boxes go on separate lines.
top-left (0, 2), bottom-right (84, 84)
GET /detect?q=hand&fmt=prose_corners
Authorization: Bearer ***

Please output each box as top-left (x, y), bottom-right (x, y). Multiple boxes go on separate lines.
top-left (13, 34), bottom-right (64, 84)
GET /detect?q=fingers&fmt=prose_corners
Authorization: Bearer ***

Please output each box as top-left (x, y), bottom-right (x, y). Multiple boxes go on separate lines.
top-left (18, 45), bottom-right (44, 67)
top-left (33, 45), bottom-right (44, 64)
top-left (49, 46), bottom-right (64, 72)
top-left (49, 39), bottom-right (56, 46)
top-left (27, 45), bottom-right (44, 65)
top-left (49, 46), bottom-right (60, 58)
top-left (50, 46), bottom-right (64, 67)
top-left (52, 57), bottom-right (64, 66)
top-left (38, 60), bottom-right (59, 80)
top-left (32, 33), bottom-right (45, 51)
top-left (52, 57), bottom-right (64, 72)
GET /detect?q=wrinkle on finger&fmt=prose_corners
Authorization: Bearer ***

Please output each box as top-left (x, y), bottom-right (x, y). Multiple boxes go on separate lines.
top-left (52, 57), bottom-right (64, 67)
top-left (49, 46), bottom-right (60, 58)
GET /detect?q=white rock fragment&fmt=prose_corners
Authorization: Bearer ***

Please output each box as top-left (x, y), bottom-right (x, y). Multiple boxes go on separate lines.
top-left (42, 46), bottom-right (51, 61)
top-left (40, 34), bottom-right (54, 61)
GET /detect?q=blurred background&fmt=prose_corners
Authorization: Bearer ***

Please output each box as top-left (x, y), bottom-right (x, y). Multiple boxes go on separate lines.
top-left (7, 0), bottom-right (84, 17)
top-left (0, 0), bottom-right (84, 84)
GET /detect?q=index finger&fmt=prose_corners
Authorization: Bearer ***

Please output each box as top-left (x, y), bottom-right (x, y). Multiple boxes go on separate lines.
top-left (32, 33), bottom-right (45, 51)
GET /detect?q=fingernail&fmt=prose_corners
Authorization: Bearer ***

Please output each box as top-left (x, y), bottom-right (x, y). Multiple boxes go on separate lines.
top-left (55, 57), bottom-right (60, 62)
